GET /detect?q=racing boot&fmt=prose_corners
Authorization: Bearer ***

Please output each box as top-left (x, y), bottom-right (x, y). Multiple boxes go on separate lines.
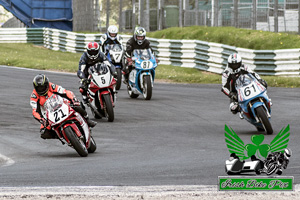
top-left (84, 115), bottom-right (97, 128)
top-left (229, 102), bottom-right (239, 114)
top-left (82, 95), bottom-right (89, 105)
top-left (239, 111), bottom-right (244, 120)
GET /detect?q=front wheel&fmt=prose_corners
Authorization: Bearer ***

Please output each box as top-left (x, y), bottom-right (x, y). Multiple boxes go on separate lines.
top-left (256, 106), bottom-right (273, 134)
top-left (88, 136), bottom-right (97, 153)
top-left (64, 126), bottom-right (88, 157)
top-left (115, 68), bottom-right (122, 90)
top-left (103, 93), bottom-right (114, 122)
top-left (142, 75), bottom-right (152, 100)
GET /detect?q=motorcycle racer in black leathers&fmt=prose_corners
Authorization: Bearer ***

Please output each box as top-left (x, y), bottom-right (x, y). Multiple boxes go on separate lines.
top-left (77, 42), bottom-right (117, 104)
top-left (221, 53), bottom-right (269, 118)
top-left (123, 27), bottom-right (156, 84)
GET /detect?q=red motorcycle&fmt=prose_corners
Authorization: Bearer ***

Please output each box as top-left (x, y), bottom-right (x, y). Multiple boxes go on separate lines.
top-left (44, 94), bottom-right (96, 157)
top-left (86, 63), bottom-right (116, 122)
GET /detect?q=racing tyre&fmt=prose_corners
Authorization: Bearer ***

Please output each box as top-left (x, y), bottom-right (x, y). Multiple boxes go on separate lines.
top-left (64, 126), bottom-right (88, 157)
top-left (256, 106), bottom-right (273, 134)
top-left (142, 75), bottom-right (152, 100)
top-left (103, 93), bottom-right (114, 122)
top-left (88, 136), bottom-right (97, 153)
top-left (115, 68), bottom-right (122, 90)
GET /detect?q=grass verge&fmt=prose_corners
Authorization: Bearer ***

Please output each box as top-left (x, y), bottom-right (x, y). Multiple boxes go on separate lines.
top-left (147, 26), bottom-right (300, 50)
top-left (0, 43), bottom-right (299, 87)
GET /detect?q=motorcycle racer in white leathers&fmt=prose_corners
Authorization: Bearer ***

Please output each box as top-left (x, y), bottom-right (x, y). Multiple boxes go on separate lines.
top-left (221, 53), bottom-right (269, 117)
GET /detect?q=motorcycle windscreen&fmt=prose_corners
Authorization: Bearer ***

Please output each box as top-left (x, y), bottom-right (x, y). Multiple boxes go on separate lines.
top-left (133, 49), bottom-right (152, 60)
top-left (106, 44), bottom-right (122, 52)
top-left (44, 95), bottom-right (69, 124)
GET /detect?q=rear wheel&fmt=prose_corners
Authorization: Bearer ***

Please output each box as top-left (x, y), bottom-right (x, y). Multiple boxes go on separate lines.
top-left (88, 136), bottom-right (97, 153)
top-left (64, 126), bottom-right (88, 157)
top-left (103, 93), bottom-right (114, 122)
top-left (115, 68), bottom-right (122, 90)
top-left (256, 106), bottom-right (273, 134)
top-left (142, 75), bottom-right (152, 100)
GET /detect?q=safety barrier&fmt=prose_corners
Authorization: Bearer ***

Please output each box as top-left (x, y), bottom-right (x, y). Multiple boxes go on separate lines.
top-left (0, 27), bottom-right (299, 76)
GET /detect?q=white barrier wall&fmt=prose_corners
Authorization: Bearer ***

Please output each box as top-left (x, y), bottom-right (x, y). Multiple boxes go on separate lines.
top-left (0, 27), bottom-right (299, 76)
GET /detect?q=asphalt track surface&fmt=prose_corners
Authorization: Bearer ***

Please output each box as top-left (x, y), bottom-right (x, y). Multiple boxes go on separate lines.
top-left (0, 65), bottom-right (299, 187)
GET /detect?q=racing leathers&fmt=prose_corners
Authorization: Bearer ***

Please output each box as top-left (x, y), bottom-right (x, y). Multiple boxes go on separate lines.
top-left (221, 64), bottom-right (268, 114)
top-left (77, 51), bottom-right (117, 103)
top-left (99, 33), bottom-right (123, 53)
top-left (30, 82), bottom-right (96, 139)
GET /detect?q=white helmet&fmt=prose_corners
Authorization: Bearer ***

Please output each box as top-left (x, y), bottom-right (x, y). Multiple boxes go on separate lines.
top-left (228, 53), bottom-right (242, 71)
top-left (107, 25), bottom-right (118, 40)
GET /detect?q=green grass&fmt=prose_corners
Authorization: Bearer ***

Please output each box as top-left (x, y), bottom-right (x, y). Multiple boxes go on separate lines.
top-left (0, 43), bottom-right (80, 71)
top-left (147, 26), bottom-right (300, 50)
top-left (0, 43), bottom-right (299, 88)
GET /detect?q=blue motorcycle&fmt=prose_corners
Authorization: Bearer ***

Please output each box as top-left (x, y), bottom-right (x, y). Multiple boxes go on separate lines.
top-left (235, 73), bottom-right (273, 134)
top-left (127, 49), bottom-right (157, 100)
top-left (105, 44), bottom-right (124, 90)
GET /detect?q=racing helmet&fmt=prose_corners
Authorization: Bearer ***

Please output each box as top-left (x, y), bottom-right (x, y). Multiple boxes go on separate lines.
top-left (134, 27), bottom-right (146, 45)
top-left (284, 148), bottom-right (292, 160)
top-left (228, 53), bottom-right (242, 71)
top-left (107, 25), bottom-right (118, 40)
top-left (86, 42), bottom-right (100, 60)
top-left (33, 74), bottom-right (49, 96)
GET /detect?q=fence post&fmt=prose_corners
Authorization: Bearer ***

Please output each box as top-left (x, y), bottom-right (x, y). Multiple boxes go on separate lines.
top-left (298, 0), bottom-right (300, 34)
top-left (195, 0), bottom-right (199, 26)
top-left (252, 0), bottom-right (257, 30)
top-left (234, 0), bottom-right (238, 28)
top-left (119, 0), bottom-right (123, 32)
top-left (140, 0), bottom-right (144, 27)
top-left (132, 0), bottom-right (136, 31)
top-left (145, 0), bottom-right (150, 31)
top-left (179, 0), bottom-right (183, 27)
top-left (274, 0), bottom-right (278, 32)
top-left (212, 0), bottom-right (218, 26)
top-left (106, 0), bottom-right (110, 30)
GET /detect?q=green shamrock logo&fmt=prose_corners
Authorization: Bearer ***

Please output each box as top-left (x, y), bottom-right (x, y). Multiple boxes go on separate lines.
top-left (224, 125), bottom-right (290, 160)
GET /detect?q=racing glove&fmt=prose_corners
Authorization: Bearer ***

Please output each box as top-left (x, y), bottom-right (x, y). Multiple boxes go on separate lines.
top-left (229, 92), bottom-right (237, 101)
top-left (39, 118), bottom-right (48, 127)
top-left (72, 97), bottom-right (81, 106)
top-left (126, 57), bottom-right (133, 66)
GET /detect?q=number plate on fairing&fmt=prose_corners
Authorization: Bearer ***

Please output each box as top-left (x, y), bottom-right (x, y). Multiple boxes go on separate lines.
top-left (48, 103), bottom-right (69, 124)
top-left (238, 83), bottom-right (261, 101)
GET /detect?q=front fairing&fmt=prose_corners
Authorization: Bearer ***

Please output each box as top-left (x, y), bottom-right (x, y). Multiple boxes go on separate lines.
top-left (129, 49), bottom-right (157, 93)
top-left (236, 74), bottom-right (271, 126)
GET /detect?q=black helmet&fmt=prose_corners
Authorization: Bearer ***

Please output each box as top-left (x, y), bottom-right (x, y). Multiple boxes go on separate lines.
top-left (33, 74), bottom-right (49, 96)
top-left (228, 53), bottom-right (242, 71)
top-left (134, 27), bottom-right (146, 45)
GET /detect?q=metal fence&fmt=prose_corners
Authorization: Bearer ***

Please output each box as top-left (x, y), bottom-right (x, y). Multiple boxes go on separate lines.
top-left (107, 0), bottom-right (300, 33)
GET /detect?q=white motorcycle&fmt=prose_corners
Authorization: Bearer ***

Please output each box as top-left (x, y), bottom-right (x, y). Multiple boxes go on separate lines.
top-left (105, 44), bottom-right (124, 90)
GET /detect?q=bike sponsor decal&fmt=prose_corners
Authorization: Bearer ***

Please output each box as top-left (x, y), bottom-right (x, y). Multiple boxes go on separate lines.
top-left (219, 176), bottom-right (293, 191)
top-left (51, 84), bottom-right (56, 90)
top-left (220, 125), bottom-right (293, 191)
